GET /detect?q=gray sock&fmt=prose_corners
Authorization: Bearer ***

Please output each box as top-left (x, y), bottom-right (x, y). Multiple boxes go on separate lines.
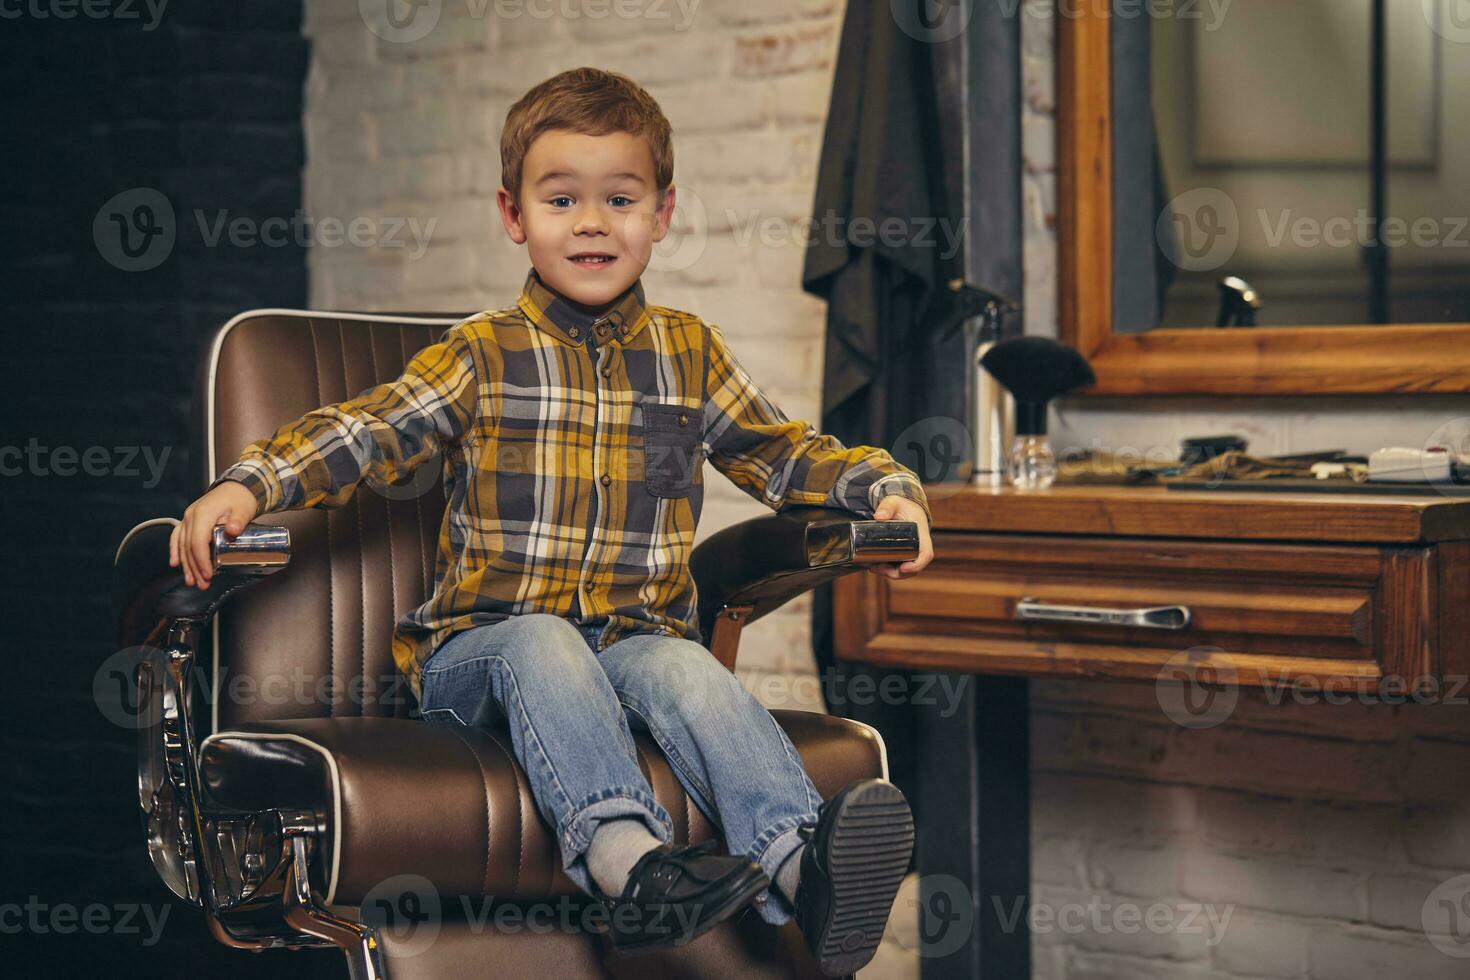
top-left (775, 843), bottom-right (805, 905)
top-left (585, 818), bottom-right (663, 898)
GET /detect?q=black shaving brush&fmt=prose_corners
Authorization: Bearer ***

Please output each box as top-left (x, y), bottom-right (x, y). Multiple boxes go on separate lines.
top-left (980, 337), bottom-right (1096, 487)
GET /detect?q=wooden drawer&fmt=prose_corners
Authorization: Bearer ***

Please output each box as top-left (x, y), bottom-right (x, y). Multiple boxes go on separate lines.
top-left (836, 532), bottom-right (1459, 689)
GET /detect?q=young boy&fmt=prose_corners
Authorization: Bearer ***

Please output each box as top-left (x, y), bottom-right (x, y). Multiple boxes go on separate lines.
top-left (170, 67), bottom-right (933, 974)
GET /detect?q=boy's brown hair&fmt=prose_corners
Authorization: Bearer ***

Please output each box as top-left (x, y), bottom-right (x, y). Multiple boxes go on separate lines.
top-left (500, 67), bottom-right (674, 205)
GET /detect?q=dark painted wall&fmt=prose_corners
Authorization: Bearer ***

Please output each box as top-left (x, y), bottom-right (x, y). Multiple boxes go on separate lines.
top-left (1, 3), bottom-right (340, 975)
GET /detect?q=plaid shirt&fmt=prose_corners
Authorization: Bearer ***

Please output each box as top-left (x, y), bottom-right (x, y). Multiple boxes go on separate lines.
top-left (216, 267), bottom-right (930, 701)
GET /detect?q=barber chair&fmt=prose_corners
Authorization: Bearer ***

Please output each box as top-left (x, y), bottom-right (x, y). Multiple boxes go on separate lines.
top-left (112, 310), bottom-right (920, 979)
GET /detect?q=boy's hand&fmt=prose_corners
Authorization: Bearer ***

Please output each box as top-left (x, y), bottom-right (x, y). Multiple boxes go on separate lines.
top-left (868, 496), bottom-right (933, 580)
top-left (169, 480), bottom-right (259, 590)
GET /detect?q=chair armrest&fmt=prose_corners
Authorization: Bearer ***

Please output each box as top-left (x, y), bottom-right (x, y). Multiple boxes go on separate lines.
top-left (689, 505), bottom-right (919, 640)
top-left (114, 518), bottom-right (290, 646)
top-left (114, 518), bottom-right (293, 911)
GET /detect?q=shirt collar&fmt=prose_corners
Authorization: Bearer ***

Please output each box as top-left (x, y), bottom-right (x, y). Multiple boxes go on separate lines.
top-left (517, 266), bottom-right (650, 348)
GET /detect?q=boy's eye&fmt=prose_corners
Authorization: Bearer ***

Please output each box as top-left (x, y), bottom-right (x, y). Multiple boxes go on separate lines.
top-left (609, 195), bottom-right (633, 207)
top-left (550, 196), bottom-right (573, 208)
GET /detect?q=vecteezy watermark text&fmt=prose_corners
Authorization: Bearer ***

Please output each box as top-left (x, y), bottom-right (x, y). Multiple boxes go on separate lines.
top-left (1, 440), bottom-right (171, 489)
top-left (1156, 647), bottom-right (1470, 731)
top-left (94, 188), bottom-right (440, 272)
top-left (993, 894), bottom-right (1234, 946)
top-left (358, 0), bottom-right (701, 45)
top-left (0, 0), bottom-right (168, 29)
top-left (996, 0), bottom-right (1234, 30)
top-left (194, 209), bottom-right (438, 259)
top-left (0, 897), bottom-right (171, 946)
top-left (95, 648), bottom-right (417, 729)
top-left (727, 210), bottom-right (967, 261)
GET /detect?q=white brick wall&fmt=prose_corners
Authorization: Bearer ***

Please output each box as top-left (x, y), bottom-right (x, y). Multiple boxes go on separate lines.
top-left (1027, 673), bottom-right (1470, 978)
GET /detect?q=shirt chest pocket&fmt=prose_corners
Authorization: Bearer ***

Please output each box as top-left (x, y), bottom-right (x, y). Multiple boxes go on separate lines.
top-left (641, 402), bottom-right (701, 498)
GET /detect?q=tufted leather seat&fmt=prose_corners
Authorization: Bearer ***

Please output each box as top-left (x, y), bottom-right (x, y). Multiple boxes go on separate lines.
top-left (198, 712), bottom-right (884, 907)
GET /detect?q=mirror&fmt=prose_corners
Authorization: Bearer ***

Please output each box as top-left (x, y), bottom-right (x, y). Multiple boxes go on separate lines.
top-left (1114, 0), bottom-right (1470, 333)
top-left (1058, 1), bottom-right (1470, 396)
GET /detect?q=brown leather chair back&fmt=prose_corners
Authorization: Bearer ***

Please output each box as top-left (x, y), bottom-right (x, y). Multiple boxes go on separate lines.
top-left (202, 310), bottom-right (468, 732)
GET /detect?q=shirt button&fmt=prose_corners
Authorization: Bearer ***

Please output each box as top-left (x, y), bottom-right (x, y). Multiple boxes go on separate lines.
top-left (583, 582), bottom-right (594, 592)
top-left (601, 366), bottom-right (611, 378)
top-left (600, 473), bottom-right (611, 486)
top-left (678, 413), bottom-right (688, 426)
top-left (569, 328), bottom-right (580, 338)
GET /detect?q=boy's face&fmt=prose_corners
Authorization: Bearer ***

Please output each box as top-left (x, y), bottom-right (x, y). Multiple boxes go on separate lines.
top-left (497, 129), bottom-right (676, 312)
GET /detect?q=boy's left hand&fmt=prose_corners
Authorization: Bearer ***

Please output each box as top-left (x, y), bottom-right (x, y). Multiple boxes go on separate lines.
top-left (868, 495), bottom-right (933, 580)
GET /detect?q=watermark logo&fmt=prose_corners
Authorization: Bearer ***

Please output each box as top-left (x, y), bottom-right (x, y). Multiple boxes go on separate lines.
top-left (1158, 188), bottom-right (1239, 273)
top-left (645, 185), bottom-right (708, 275)
top-left (361, 430), bottom-right (446, 501)
top-left (634, 645), bottom-right (715, 727)
top-left (892, 0), bottom-right (973, 43)
top-left (362, 874), bottom-right (443, 957)
top-left (1424, 873), bottom-right (1470, 958)
top-left (361, 0), bottom-right (442, 43)
top-left (894, 876), bottom-right (1234, 957)
top-left (1418, 416), bottom-right (1470, 497)
top-left (94, 645), bottom-right (168, 730)
top-left (899, 873), bottom-right (974, 958)
top-left (93, 188), bottom-right (175, 272)
top-left (1156, 646), bottom-right (1239, 729)
top-left (94, 188), bottom-right (439, 271)
top-left (1425, 0), bottom-right (1470, 45)
top-left (891, 416), bottom-right (973, 501)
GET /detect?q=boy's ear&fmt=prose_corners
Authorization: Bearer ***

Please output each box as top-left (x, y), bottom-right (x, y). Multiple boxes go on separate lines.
top-left (496, 186), bottom-right (527, 244)
top-left (652, 185), bottom-right (677, 243)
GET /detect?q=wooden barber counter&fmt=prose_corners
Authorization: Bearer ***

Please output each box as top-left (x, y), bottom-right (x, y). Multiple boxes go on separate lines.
top-left (835, 483), bottom-right (1470, 693)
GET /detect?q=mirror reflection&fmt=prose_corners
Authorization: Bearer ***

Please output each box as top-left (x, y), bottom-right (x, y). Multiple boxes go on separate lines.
top-left (1116, 0), bottom-right (1470, 331)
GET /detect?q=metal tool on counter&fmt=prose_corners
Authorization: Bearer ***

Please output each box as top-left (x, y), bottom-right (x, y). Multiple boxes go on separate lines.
top-left (931, 279), bottom-right (1024, 486)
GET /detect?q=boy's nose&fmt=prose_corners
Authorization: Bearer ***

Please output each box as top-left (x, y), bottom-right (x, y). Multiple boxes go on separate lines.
top-left (573, 206), bottom-right (610, 234)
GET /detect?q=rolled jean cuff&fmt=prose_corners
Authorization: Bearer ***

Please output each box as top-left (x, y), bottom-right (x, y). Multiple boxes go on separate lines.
top-left (745, 815), bottom-right (818, 926)
top-left (558, 786), bottom-right (673, 867)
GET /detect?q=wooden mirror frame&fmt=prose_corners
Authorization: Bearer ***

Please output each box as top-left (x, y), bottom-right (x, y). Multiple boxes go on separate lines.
top-left (1057, 6), bottom-right (1470, 396)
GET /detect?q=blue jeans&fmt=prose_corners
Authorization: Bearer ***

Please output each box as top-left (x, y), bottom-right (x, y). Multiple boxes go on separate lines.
top-left (416, 613), bottom-right (822, 925)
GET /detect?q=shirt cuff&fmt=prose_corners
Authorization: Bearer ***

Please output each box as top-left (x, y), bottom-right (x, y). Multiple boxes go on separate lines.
top-left (868, 473), bottom-right (932, 526)
top-left (210, 458), bottom-right (279, 514)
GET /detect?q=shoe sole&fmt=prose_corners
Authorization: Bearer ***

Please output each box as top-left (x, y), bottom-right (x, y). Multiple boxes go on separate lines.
top-left (609, 863), bottom-right (770, 955)
top-left (808, 780), bottom-right (915, 977)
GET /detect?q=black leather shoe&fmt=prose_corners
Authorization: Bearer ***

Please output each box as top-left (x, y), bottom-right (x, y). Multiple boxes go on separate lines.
top-left (794, 778), bottom-right (915, 977)
top-left (599, 839), bottom-right (769, 954)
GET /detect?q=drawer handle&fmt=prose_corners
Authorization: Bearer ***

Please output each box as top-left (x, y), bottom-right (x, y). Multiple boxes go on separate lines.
top-left (1014, 597), bottom-right (1192, 630)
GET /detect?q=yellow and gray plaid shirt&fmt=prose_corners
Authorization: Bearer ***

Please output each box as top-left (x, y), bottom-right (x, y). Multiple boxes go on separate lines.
top-left (216, 267), bottom-right (930, 700)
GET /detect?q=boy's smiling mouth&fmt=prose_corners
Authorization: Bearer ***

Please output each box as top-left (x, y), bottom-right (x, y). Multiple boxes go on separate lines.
top-left (570, 252), bottom-right (617, 268)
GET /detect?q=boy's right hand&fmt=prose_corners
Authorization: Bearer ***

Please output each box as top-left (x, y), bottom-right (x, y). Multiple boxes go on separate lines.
top-left (169, 480), bottom-right (259, 590)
